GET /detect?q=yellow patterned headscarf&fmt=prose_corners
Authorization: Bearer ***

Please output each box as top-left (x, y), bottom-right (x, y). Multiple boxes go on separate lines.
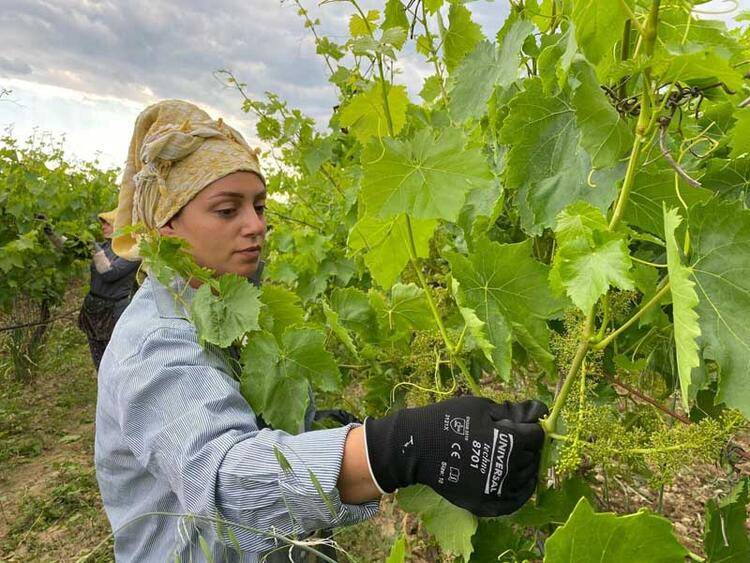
top-left (112, 99), bottom-right (263, 259)
top-left (97, 209), bottom-right (117, 225)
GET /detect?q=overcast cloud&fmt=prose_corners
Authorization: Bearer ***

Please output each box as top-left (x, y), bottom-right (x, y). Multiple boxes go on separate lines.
top-left (0, 0), bottom-right (743, 167)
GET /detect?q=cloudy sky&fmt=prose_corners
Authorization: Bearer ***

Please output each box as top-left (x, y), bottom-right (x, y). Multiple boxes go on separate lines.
top-left (0, 0), bottom-right (746, 169)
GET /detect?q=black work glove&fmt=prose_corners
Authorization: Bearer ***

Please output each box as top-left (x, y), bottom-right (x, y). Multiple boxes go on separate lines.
top-left (364, 396), bottom-right (547, 517)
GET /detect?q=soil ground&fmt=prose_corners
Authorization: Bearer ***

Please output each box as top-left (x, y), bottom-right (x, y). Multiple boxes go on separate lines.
top-left (0, 293), bottom-right (747, 562)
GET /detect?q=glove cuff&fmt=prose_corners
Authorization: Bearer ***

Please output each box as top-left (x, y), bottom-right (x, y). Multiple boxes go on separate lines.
top-left (363, 413), bottom-right (411, 493)
top-left (361, 417), bottom-right (389, 495)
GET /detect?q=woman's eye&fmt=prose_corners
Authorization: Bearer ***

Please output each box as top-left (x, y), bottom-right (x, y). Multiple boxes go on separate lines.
top-left (216, 208), bottom-right (236, 217)
top-left (254, 205), bottom-right (266, 215)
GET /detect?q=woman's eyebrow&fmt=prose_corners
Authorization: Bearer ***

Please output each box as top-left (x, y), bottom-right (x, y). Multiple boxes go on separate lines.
top-left (209, 191), bottom-right (245, 200)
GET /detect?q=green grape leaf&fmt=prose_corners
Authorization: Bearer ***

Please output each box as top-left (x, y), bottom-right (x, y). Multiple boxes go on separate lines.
top-left (458, 306), bottom-right (496, 365)
top-left (322, 302), bottom-right (359, 358)
top-left (382, 0), bottom-right (408, 49)
top-left (571, 0), bottom-right (632, 64)
top-left (664, 207), bottom-right (702, 408)
top-left (348, 213), bottom-right (436, 290)
top-left (331, 287), bottom-right (379, 341)
top-left (360, 128), bottom-right (493, 222)
top-left (397, 485), bottom-right (478, 561)
top-left (654, 43), bottom-right (744, 93)
top-left (339, 80), bottom-right (408, 145)
top-left (423, 0), bottom-right (443, 15)
top-left (191, 274), bottom-right (261, 348)
top-left (449, 19), bottom-right (533, 121)
top-left (301, 135), bottom-right (334, 175)
top-left (419, 75), bottom-right (443, 103)
top-left (704, 478), bottom-right (750, 562)
top-left (240, 328), bottom-right (340, 434)
top-left (380, 283), bottom-right (434, 332)
top-left (551, 203), bottom-right (634, 312)
top-left (701, 157), bottom-right (750, 202)
top-left (469, 518), bottom-right (527, 563)
top-left (729, 111), bottom-right (750, 159)
top-left (448, 239), bottom-right (565, 377)
top-left (260, 284), bottom-right (305, 341)
top-left (537, 24), bottom-right (577, 94)
top-left (349, 10), bottom-right (379, 37)
top-left (239, 331), bottom-right (309, 434)
top-left (544, 497), bottom-right (688, 563)
top-left (443, 2), bottom-right (485, 73)
top-left (570, 58), bottom-right (633, 168)
top-left (513, 476), bottom-right (596, 528)
top-left (500, 79), bottom-right (621, 235)
top-left (624, 170), bottom-right (713, 237)
top-left (691, 200), bottom-right (750, 417)
top-left (385, 535), bottom-right (407, 563)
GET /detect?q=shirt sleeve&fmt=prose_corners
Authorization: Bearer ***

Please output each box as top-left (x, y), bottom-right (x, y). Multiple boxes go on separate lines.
top-left (112, 325), bottom-right (378, 554)
top-left (98, 246), bottom-right (140, 282)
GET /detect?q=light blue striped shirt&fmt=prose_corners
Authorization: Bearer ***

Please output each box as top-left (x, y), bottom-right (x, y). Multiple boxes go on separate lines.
top-left (95, 275), bottom-right (378, 562)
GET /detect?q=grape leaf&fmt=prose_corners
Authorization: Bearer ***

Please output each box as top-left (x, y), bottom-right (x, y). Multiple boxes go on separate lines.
top-left (449, 18), bottom-right (533, 121)
top-left (348, 213), bottom-right (437, 290)
top-left (469, 518), bottom-right (526, 563)
top-left (349, 10), bottom-right (379, 37)
top-left (664, 207), bottom-right (702, 408)
top-left (729, 111), bottom-right (750, 159)
top-left (537, 24), bottom-right (577, 94)
top-left (382, 0), bottom-right (408, 49)
top-left (240, 328), bottom-right (340, 434)
top-left (458, 306), bottom-right (496, 365)
top-left (551, 203), bottom-right (634, 312)
top-left (331, 287), bottom-right (379, 341)
top-left (704, 478), bottom-right (750, 562)
top-left (191, 274), bottom-right (261, 348)
top-left (500, 79), bottom-right (622, 235)
top-left (377, 283), bottom-right (434, 332)
top-left (385, 535), bottom-right (407, 563)
top-left (513, 476), bottom-right (596, 528)
top-left (448, 239), bottom-right (565, 377)
top-left (690, 200), bottom-right (750, 417)
top-left (322, 302), bottom-right (359, 358)
top-left (570, 58), bottom-right (633, 168)
top-left (544, 497), bottom-right (688, 563)
top-left (260, 284), bottom-right (305, 341)
top-left (443, 2), bottom-right (484, 73)
top-left (571, 0), bottom-right (632, 64)
top-left (654, 43), bottom-right (744, 93)
top-left (701, 157), bottom-right (750, 203)
top-left (397, 485), bottom-right (478, 561)
top-left (624, 170), bottom-right (713, 237)
top-left (419, 75), bottom-right (442, 103)
top-left (339, 80), bottom-right (408, 145)
top-left (360, 128), bottom-right (493, 222)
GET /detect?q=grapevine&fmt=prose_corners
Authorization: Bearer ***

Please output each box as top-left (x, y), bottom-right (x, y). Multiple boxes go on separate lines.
top-left (132, 0), bottom-right (750, 560)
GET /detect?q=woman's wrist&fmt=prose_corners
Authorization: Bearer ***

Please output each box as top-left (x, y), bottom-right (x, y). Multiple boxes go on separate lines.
top-left (337, 425), bottom-right (382, 505)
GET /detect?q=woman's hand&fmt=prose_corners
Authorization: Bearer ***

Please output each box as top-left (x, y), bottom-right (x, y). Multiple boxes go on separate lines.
top-left (361, 396), bottom-right (548, 517)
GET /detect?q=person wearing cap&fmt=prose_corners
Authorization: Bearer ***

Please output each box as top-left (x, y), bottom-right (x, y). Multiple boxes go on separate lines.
top-left (78, 209), bottom-right (140, 369)
top-left (95, 100), bottom-right (548, 562)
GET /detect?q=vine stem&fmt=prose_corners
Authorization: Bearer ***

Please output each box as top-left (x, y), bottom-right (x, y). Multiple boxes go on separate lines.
top-left (592, 281), bottom-right (671, 351)
top-left (541, 308), bottom-right (596, 434)
top-left (403, 215), bottom-right (482, 396)
top-left (608, 134), bottom-right (645, 231)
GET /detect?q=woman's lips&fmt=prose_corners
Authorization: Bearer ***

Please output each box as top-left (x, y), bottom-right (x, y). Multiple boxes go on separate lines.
top-left (235, 247), bottom-right (261, 260)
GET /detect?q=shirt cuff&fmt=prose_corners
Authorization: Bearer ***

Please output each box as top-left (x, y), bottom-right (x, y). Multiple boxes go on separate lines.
top-left (270, 423), bottom-right (380, 531)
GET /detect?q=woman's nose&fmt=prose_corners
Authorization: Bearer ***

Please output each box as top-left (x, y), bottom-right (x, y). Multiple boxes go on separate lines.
top-left (240, 207), bottom-right (266, 237)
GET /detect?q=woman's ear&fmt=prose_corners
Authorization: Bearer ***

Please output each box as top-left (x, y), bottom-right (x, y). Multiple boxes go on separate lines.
top-left (158, 219), bottom-right (178, 237)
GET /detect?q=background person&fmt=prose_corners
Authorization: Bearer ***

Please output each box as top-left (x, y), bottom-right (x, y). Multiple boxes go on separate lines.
top-left (77, 209), bottom-right (140, 369)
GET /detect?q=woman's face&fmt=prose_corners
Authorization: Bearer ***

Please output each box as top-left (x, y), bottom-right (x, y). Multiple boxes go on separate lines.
top-left (159, 171), bottom-right (267, 278)
top-left (101, 220), bottom-right (114, 238)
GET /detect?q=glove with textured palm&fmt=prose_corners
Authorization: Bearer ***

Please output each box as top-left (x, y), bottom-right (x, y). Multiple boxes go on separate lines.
top-left (363, 396), bottom-right (547, 517)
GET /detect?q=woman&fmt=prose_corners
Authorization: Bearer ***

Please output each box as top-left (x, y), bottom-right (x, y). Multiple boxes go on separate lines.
top-left (96, 100), bottom-right (547, 562)
top-left (78, 209), bottom-right (140, 369)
